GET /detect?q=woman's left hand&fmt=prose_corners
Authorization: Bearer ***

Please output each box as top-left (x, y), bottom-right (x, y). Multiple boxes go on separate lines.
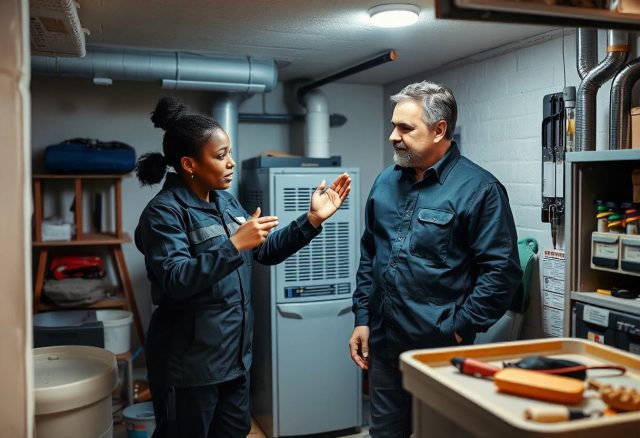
top-left (307, 172), bottom-right (352, 228)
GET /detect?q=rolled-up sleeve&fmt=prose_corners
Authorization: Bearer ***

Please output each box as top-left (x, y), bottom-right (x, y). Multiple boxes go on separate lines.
top-left (452, 182), bottom-right (522, 341)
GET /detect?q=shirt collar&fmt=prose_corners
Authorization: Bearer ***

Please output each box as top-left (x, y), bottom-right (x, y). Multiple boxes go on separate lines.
top-left (163, 172), bottom-right (219, 211)
top-left (394, 141), bottom-right (460, 184)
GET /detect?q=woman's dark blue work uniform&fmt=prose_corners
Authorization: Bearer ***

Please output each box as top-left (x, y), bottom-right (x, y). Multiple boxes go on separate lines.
top-left (135, 173), bottom-right (321, 437)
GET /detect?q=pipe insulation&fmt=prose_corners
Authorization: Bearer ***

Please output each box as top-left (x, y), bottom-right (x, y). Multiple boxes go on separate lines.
top-left (609, 56), bottom-right (640, 150)
top-left (31, 48), bottom-right (278, 93)
top-left (576, 30), bottom-right (629, 151)
top-left (303, 90), bottom-right (330, 158)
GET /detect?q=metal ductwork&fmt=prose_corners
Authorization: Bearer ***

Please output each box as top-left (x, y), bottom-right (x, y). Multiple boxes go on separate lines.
top-left (31, 47), bottom-right (278, 93)
top-left (576, 28), bottom-right (598, 81)
top-left (576, 30), bottom-right (629, 151)
top-left (303, 90), bottom-right (330, 158)
top-left (609, 56), bottom-right (640, 150)
top-left (295, 50), bottom-right (397, 157)
top-left (32, 47), bottom-right (278, 196)
top-left (212, 95), bottom-right (240, 194)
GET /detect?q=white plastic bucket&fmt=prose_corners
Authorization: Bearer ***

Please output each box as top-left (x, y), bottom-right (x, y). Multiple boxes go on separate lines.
top-left (96, 309), bottom-right (133, 355)
top-left (123, 402), bottom-right (156, 438)
top-left (32, 309), bottom-right (133, 355)
top-left (34, 345), bottom-right (117, 438)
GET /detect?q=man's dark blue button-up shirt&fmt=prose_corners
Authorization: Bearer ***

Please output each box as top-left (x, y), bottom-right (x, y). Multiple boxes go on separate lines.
top-left (352, 143), bottom-right (522, 359)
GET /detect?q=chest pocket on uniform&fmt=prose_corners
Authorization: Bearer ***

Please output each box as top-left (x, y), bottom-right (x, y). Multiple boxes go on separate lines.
top-left (409, 207), bottom-right (455, 264)
top-left (224, 209), bottom-right (246, 235)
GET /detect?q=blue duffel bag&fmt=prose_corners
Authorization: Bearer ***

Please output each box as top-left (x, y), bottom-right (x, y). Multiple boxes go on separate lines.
top-left (44, 138), bottom-right (136, 174)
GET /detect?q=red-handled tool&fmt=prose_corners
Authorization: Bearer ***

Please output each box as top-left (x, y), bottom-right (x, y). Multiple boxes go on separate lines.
top-left (450, 357), bottom-right (500, 378)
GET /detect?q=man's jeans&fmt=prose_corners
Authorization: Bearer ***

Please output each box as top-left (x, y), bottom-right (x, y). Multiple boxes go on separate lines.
top-left (368, 354), bottom-right (412, 438)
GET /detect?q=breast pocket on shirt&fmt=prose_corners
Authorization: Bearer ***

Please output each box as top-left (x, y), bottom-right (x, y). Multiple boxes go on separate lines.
top-left (409, 207), bottom-right (455, 264)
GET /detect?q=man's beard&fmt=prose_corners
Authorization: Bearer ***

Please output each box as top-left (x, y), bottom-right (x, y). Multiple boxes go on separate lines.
top-left (392, 142), bottom-right (423, 168)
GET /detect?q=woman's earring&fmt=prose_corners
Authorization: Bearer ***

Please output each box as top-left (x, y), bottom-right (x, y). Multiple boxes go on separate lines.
top-left (190, 173), bottom-right (195, 179)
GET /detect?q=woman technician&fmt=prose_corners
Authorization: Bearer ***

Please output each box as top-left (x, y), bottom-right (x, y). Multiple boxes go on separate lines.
top-left (135, 97), bottom-right (351, 437)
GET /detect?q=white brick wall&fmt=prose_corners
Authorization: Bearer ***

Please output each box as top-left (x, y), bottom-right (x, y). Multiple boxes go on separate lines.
top-left (384, 30), bottom-right (639, 339)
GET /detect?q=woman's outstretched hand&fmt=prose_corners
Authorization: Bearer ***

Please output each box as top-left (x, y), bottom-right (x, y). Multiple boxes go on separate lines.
top-left (307, 173), bottom-right (351, 228)
top-left (230, 207), bottom-right (279, 251)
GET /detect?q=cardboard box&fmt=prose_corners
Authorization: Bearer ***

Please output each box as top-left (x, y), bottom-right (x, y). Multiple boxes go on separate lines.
top-left (634, 169), bottom-right (640, 203)
top-left (632, 107), bottom-right (640, 149)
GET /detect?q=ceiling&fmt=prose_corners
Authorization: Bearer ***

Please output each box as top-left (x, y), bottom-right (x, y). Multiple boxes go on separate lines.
top-left (74, 0), bottom-right (553, 85)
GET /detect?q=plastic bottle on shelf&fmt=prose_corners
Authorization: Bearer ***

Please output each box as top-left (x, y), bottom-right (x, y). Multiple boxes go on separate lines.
top-left (564, 86), bottom-right (576, 152)
top-left (622, 202), bottom-right (640, 235)
top-left (606, 202), bottom-right (625, 233)
top-left (595, 200), bottom-right (611, 233)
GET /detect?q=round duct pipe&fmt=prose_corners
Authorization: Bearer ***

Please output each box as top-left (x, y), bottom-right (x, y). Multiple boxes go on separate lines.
top-left (576, 30), bottom-right (629, 151)
top-left (303, 90), bottom-right (330, 158)
top-left (212, 95), bottom-right (240, 196)
top-left (609, 56), bottom-right (640, 150)
top-left (31, 48), bottom-right (278, 93)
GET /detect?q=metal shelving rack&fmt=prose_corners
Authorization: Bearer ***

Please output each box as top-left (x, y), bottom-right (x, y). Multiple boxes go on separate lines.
top-left (564, 149), bottom-right (640, 335)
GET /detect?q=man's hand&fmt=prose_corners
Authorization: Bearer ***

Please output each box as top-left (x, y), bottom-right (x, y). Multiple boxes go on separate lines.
top-left (349, 325), bottom-right (369, 370)
top-left (307, 173), bottom-right (351, 228)
top-left (454, 332), bottom-right (463, 344)
top-left (230, 207), bottom-right (279, 251)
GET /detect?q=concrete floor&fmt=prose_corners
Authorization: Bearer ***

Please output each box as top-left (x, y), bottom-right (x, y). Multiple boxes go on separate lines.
top-left (113, 419), bottom-right (370, 437)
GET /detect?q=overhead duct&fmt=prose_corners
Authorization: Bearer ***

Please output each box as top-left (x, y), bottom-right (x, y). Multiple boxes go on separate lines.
top-left (295, 50), bottom-right (396, 157)
top-left (32, 47), bottom-right (278, 197)
top-left (303, 90), bottom-right (330, 158)
top-left (212, 95), bottom-right (240, 194)
top-left (31, 47), bottom-right (278, 93)
top-left (576, 30), bottom-right (629, 151)
top-left (609, 56), bottom-right (640, 150)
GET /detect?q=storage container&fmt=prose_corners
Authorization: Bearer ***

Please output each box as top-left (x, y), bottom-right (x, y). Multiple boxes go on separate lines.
top-left (123, 402), bottom-right (156, 438)
top-left (34, 345), bottom-right (117, 438)
top-left (33, 309), bottom-right (132, 354)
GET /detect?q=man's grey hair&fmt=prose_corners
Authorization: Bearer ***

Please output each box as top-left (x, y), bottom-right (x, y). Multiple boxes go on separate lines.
top-left (390, 81), bottom-right (457, 140)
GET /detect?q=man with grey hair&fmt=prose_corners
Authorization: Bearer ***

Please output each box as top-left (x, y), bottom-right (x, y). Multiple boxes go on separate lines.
top-left (349, 81), bottom-right (521, 437)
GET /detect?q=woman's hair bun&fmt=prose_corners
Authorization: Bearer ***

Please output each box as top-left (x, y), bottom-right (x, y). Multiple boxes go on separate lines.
top-left (135, 152), bottom-right (167, 186)
top-left (150, 96), bottom-right (187, 130)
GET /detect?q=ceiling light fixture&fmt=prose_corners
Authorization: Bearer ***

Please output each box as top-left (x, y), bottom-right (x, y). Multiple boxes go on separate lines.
top-left (368, 4), bottom-right (421, 28)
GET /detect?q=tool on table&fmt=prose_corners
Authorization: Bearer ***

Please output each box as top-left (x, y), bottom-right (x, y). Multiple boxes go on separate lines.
top-left (524, 406), bottom-right (599, 423)
top-left (452, 356), bottom-right (626, 381)
top-left (494, 368), bottom-right (585, 405)
top-left (502, 355), bottom-right (626, 380)
top-left (450, 357), bottom-right (500, 378)
top-left (589, 379), bottom-right (640, 412)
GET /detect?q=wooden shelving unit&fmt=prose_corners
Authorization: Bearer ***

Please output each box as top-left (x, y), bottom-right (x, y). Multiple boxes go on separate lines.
top-left (32, 174), bottom-right (144, 344)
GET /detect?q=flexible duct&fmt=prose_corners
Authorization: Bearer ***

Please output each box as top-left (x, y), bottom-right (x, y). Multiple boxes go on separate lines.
top-left (576, 28), bottom-right (598, 81)
top-left (609, 57), bottom-right (640, 150)
top-left (31, 48), bottom-right (277, 93)
top-left (303, 90), bottom-right (330, 158)
top-left (576, 30), bottom-right (629, 151)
